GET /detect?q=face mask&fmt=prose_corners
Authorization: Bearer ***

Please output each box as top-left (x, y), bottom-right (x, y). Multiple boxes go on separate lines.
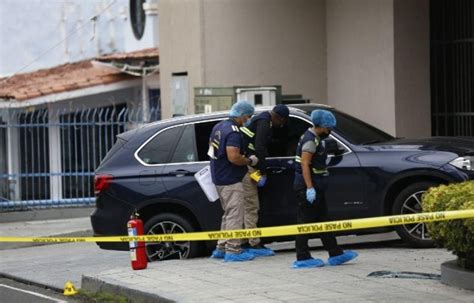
top-left (244, 119), bottom-right (252, 127)
top-left (319, 130), bottom-right (331, 140)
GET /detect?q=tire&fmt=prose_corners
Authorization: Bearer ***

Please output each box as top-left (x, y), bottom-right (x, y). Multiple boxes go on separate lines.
top-left (392, 182), bottom-right (437, 248)
top-left (144, 213), bottom-right (200, 261)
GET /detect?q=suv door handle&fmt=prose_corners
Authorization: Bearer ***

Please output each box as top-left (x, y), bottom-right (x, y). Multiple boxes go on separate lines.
top-left (169, 169), bottom-right (190, 177)
top-left (266, 167), bottom-right (287, 174)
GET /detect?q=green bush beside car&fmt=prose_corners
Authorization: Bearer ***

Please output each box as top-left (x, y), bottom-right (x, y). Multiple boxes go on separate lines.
top-left (422, 181), bottom-right (474, 269)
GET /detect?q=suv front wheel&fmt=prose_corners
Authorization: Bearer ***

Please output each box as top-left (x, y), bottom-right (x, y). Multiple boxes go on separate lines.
top-left (144, 213), bottom-right (200, 261)
top-left (392, 182), bottom-right (437, 248)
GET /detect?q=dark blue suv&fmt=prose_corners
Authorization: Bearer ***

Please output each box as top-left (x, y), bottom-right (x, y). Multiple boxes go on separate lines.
top-left (91, 104), bottom-right (474, 261)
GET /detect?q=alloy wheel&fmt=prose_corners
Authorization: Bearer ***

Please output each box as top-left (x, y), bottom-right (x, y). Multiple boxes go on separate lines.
top-left (145, 220), bottom-right (191, 261)
top-left (400, 190), bottom-right (431, 241)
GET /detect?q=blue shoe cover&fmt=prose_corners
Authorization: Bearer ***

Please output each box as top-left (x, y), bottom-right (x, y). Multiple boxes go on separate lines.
top-left (292, 258), bottom-right (325, 269)
top-left (245, 248), bottom-right (275, 257)
top-left (210, 249), bottom-right (225, 259)
top-left (327, 250), bottom-right (358, 266)
top-left (224, 251), bottom-right (255, 262)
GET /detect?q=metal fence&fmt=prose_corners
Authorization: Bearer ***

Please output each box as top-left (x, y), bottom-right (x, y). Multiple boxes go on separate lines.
top-left (431, 0), bottom-right (474, 136)
top-left (0, 105), bottom-right (160, 211)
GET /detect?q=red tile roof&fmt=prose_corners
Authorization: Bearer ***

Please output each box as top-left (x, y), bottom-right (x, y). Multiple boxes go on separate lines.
top-left (97, 47), bottom-right (158, 61)
top-left (0, 48), bottom-right (159, 101)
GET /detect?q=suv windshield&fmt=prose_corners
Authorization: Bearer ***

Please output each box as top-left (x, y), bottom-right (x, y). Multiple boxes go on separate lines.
top-left (296, 106), bottom-right (394, 145)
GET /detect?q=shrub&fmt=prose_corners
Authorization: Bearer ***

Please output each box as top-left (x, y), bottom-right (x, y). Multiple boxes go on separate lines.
top-left (422, 181), bottom-right (474, 270)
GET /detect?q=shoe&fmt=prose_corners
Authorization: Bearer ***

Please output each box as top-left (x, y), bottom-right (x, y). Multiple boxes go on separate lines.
top-left (292, 258), bottom-right (325, 269)
top-left (327, 250), bottom-right (358, 266)
top-left (224, 251), bottom-right (255, 262)
top-left (210, 249), bottom-right (225, 259)
top-left (242, 243), bottom-right (275, 257)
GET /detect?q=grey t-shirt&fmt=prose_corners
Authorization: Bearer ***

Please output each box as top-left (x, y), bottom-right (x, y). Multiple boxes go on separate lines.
top-left (301, 128), bottom-right (318, 153)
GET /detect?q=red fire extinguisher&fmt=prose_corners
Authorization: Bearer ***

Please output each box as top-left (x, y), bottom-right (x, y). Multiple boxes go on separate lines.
top-left (127, 212), bottom-right (148, 270)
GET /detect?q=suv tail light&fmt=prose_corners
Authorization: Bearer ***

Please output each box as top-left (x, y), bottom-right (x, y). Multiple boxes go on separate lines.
top-left (94, 174), bottom-right (113, 195)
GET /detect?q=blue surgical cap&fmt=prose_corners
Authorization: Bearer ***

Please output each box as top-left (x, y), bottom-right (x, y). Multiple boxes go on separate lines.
top-left (311, 110), bottom-right (336, 128)
top-left (229, 101), bottom-right (255, 117)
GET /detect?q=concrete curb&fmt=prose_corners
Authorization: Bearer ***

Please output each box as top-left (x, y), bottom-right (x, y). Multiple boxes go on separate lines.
top-left (441, 260), bottom-right (474, 291)
top-left (81, 275), bottom-right (177, 303)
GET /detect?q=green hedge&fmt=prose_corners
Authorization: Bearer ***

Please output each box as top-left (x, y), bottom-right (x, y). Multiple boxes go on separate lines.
top-left (422, 181), bottom-right (474, 269)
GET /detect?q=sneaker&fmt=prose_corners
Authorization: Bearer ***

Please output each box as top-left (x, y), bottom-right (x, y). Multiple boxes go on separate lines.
top-left (292, 258), bottom-right (325, 269)
top-left (327, 250), bottom-right (358, 266)
top-left (224, 251), bottom-right (255, 262)
top-left (210, 249), bottom-right (225, 259)
top-left (244, 244), bottom-right (275, 257)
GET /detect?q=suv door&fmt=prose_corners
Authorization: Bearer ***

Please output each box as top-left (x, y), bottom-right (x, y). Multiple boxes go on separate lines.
top-left (160, 120), bottom-right (224, 231)
top-left (323, 135), bottom-right (366, 220)
top-left (258, 115), bottom-right (311, 228)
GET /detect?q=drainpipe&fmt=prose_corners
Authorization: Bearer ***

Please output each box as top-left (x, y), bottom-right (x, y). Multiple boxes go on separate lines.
top-left (142, 69), bottom-right (149, 123)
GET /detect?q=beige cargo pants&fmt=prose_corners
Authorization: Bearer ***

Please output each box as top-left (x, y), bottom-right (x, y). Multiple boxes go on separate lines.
top-left (242, 167), bottom-right (261, 247)
top-left (216, 181), bottom-right (245, 253)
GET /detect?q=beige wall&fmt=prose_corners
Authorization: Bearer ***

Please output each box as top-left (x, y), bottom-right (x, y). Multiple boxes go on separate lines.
top-left (202, 0), bottom-right (326, 103)
top-left (159, 0), bottom-right (204, 118)
top-left (159, 0), bottom-right (327, 118)
top-left (159, 0), bottom-right (432, 137)
top-left (327, 0), bottom-right (396, 135)
top-left (394, 0), bottom-right (431, 138)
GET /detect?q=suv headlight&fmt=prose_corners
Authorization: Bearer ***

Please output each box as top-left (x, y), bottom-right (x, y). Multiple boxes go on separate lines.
top-left (449, 156), bottom-right (474, 171)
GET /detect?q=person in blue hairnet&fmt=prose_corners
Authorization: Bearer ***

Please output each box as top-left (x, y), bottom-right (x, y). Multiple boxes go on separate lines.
top-left (239, 104), bottom-right (290, 257)
top-left (292, 109), bottom-right (358, 268)
top-left (209, 101), bottom-right (259, 262)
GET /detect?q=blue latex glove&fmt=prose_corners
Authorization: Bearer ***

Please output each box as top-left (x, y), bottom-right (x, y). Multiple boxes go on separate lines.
top-left (257, 175), bottom-right (267, 187)
top-left (306, 188), bottom-right (316, 204)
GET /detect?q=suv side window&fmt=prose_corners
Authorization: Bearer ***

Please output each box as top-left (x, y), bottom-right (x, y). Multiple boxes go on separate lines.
top-left (171, 125), bottom-right (198, 162)
top-left (137, 126), bottom-right (181, 164)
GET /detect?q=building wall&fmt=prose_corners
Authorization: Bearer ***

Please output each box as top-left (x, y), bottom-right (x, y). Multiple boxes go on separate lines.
top-left (327, 0), bottom-right (396, 135)
top-left (159, 0), bottom-right (432, 137)
top-left (202, 0), bottom-right (327, 103)
top-left (159, 0), bottom-right (204, 118)
top-left (159, 0), bottom-right (327, 118)
top-left (393, 0), bottom-right (430, 138)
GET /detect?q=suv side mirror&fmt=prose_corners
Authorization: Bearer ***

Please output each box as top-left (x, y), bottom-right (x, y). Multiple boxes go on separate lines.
top-left (325, 138), bottom-right (344, 156)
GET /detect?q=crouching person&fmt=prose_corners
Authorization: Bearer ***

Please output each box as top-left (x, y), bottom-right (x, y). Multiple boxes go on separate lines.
top-left (209, 101), bottom-right (259, 262)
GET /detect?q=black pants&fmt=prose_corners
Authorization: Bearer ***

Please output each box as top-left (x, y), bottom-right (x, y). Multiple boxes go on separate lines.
top-left (295, 177), bottom-right (343, 260)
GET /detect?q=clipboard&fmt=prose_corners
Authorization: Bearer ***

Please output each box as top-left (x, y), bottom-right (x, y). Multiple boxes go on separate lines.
top-left (194, 165), bottom-right (219, 202)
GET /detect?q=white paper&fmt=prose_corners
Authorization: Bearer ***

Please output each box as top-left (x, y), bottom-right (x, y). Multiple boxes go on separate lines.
top-left (194, 165), bottom-right (219, 202)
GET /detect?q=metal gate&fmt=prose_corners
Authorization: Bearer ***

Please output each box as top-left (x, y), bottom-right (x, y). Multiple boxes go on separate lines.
top-left (0, 104), bottom-right (160, 211)
top-left (430, 0), bottom-right (474, 136)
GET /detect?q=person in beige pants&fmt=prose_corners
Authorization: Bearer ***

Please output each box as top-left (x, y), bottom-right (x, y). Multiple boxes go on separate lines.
top-left (209, 101), bottom-right (259, 262)
top-left (240, 105), bottom-right (290, 256)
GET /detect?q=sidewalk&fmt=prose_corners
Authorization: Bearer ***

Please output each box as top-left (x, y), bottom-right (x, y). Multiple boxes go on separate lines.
top-left (82, 245), bottom-right (473, 303)
top-left (0, 217), bottom-right (92, 250)
top-left (0, 212), bottom-right (472, 302)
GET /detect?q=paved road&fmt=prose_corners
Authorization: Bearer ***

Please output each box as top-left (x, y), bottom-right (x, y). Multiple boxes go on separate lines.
top-left (0, 277), bottom-right (78, 303)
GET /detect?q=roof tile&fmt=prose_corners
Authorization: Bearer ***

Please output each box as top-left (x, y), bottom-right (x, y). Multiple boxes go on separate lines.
top-left (0, 48), bottom-right (158, 101)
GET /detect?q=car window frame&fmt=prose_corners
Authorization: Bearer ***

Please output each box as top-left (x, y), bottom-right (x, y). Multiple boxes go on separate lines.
top-left (134, 118), bottom-right (223, 167)
top-left (266, 114), bottom-right (353, 160)
top-left (134, 125), bottom-right (184, 165)
top-left (134, 113), bottom-right (353, 167)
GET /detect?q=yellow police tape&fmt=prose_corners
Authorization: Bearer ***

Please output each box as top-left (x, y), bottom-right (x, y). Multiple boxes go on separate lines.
top-left (1, 209), bottom-right (473, 243)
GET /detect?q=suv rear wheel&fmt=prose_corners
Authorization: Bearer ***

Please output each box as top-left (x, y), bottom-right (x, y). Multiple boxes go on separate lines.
top-left (392, 182), bottom-right (437, 248)
top-left (144, 213), bottom-right (200, 261)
